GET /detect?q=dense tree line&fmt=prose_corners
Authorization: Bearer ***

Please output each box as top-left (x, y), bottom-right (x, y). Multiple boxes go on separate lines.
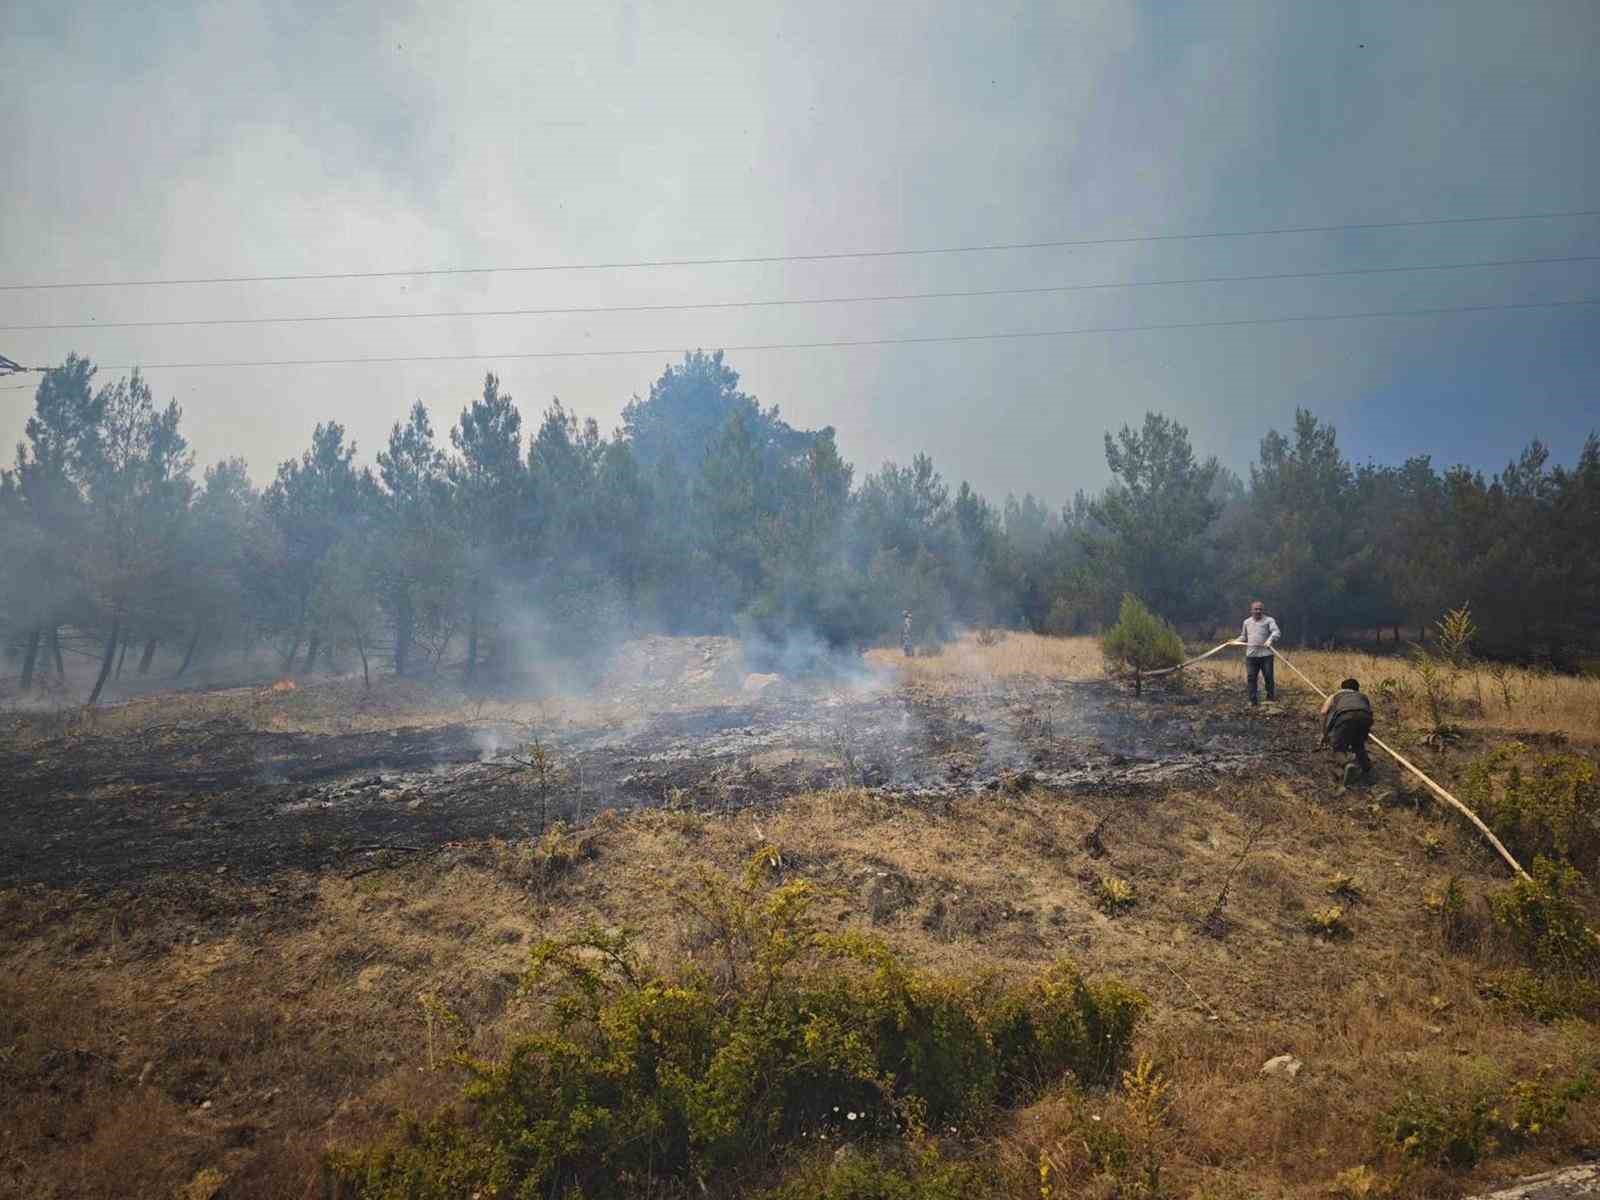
top-left (3, 350), bottom-right (1597, 698)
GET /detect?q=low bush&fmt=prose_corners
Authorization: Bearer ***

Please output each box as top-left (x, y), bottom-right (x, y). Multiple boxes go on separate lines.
top-left (1382, 1090), bottom-right (1500, 1168)
top-left (1479, 969), bottom-right (1600, 1023)
top-left (1380, 1069), bottom-right (1596, 1168)
top-left (1488, 857), bottom-right (1600, 975)
top-left (1326, 874), bottom-right (1364, 902)
top-left (1101, 595), bottom-right (1184, 691)
top-left (1460, 745), bottom-right (1600, 877)
top-left (1305, 905), bottom-right (1350, 940)
top-left (1094, 876), bottom-right (1136, 915)
top-left (330, 856), bottom-right (1146, 1199)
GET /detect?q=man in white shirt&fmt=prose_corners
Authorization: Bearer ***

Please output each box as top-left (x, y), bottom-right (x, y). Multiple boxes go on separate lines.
top-left (1240, 600), bottom-right (1281, 705)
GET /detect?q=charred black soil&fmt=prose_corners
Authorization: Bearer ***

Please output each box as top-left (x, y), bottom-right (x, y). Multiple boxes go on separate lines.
top-left (0, 671), bottom-right (1310, 890)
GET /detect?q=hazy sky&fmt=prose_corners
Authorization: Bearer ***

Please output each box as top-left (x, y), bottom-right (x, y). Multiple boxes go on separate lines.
top-left (3, 0), bottom-right (1597, 504)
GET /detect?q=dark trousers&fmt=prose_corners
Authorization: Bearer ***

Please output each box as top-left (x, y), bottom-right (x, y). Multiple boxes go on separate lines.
top-left (1246, 654), bottom-right (1275, 703)
top-left (1331, 714), bottom-right (1374, 772)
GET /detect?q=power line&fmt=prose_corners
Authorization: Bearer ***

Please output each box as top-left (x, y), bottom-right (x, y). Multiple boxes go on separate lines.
top-left (63, 295), bottom-right (1595, 373)
top-left (8, 253), bottom-right (1596, 334)
top-left (4, 207), bottom-right (1598, 292)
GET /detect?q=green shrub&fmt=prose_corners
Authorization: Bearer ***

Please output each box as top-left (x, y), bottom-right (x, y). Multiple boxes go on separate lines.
top-left (1479, 968), bottom-right (1600, 1022)
top-left (1101, 595), bottom-right (1184, 691)
top-left (1488, 857), bottom-right (1600, 975)
top-left (980, 962), bottom-right (1147, 1098)
top-left (1382, 1091), bottom-right (1502, 1167)
top-left (330, 863), bottom-right (1146, 1199)
top-left (1503, 1071), bottom-right (1596, 1137)
top-left (1381, 1070), bottom-right (1596, 1168)
top-left (1461, 745), bottom-right (1600, 877)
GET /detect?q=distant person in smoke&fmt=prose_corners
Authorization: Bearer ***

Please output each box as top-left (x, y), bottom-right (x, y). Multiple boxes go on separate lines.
top-left (902, 610), bottom-right (914, 657)
top-left (1319, 677), bottom-right (1374, 787)
top-left (1239, 600), bottom-right (1280, 704)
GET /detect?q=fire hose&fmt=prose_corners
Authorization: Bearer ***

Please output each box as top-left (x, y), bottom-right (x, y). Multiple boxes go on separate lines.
top-left (1116, 638), bottom-right (1531, 880)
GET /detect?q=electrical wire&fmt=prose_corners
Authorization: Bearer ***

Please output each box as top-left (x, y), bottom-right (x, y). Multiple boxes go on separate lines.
top-left (7, 253), bottom-right (1596, 334)
top-left (48, 294), bottom-right (1596, 373)
top-left (4, 207), bottom-right (1597, 291)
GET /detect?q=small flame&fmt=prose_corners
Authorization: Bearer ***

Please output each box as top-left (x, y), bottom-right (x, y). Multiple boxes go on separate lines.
top-left (269, 678), bottom-right (298, 693)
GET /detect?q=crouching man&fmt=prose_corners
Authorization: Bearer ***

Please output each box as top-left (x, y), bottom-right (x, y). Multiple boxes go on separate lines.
top-left (1319, 677), bottom-right (1374, 787)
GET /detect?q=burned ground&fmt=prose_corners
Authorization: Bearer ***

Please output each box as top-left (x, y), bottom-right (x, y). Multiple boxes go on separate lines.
top-left (0, 647), bottom-right (1306, 890)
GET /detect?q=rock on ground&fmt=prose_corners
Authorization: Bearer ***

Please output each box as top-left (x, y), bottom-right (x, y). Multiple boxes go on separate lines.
top-left (1259, 1054), bottom-right (1303, 1079)
top-left (1468, 1166), bottom-right (1600, 1199)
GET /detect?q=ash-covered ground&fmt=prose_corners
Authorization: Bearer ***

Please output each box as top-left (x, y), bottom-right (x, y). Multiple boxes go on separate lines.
top-left (0, 636), bottom-right (1310, 889)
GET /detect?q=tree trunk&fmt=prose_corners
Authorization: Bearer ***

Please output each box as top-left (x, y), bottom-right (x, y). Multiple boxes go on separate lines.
top-left (87, 617), bottom-right (120, 707)
top-left (115, 637), bottom-right (130, 679)
top-left (465, 603), bottom-right (479, 686)
top-left (281, 636), bottom-right (300, 674)
top-left (20, 627), bottom-right (41, 691)
top-left (357, 637), bottom-right (370, 689)
top-left (137, 637), bottom-right (158, 675)
top-left (393, 592), bottom-right (414, 677)
top-left (175, 627), bottom-right (201, 678)
top-left (302, 635), bottom-right (320, 677)
top-left (51, 627), bottom-right (65, 678)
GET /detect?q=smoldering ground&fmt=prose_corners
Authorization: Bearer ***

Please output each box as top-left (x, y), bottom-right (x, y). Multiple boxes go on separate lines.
top-left (0, 632), bottom-right (1304, 891)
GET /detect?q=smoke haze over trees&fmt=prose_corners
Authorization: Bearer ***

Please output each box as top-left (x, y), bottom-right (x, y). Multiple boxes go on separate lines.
top-left (3, 349), bottom-right (1598, 698)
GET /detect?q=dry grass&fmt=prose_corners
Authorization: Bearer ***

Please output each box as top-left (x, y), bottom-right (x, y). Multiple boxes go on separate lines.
top-left (0, 861), bottom-right (548, 1200)
top-left (3, 632), bottom-right (1597, 1197)
top-left (1191, 646), bottom-right (1600, 743)
top-left (4, 766), bottom-right (1595, 1198)
top-left (867, 631), bottom-right (1107, 688)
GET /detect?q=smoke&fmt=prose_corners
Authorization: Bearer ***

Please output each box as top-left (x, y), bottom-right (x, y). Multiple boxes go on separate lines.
top-left (736, 622), bottom-right (884, 691)
top-left (472, 725), bottom-right (510, 760)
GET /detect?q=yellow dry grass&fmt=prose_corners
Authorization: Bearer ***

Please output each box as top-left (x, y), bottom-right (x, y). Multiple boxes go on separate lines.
top-left (0, 861), bottom-right (546, 1200)
top-left (1190, 645), bottom-right (1600, 742)
top-left (873, 630), bottom-right (1598, 747)
top-left (5, 772), bottom-right (1594, 1199)
top-left (866, 631), bottom-right (1107, 688)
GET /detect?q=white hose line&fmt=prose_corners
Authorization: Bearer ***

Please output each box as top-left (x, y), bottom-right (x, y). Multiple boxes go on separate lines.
top-left (1269, 646), bottom-right (1531, 881)
top-left (1109, 638), bottom-right (1241, 681)
top-left (1107, 637), bottom-right (1531, 880)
